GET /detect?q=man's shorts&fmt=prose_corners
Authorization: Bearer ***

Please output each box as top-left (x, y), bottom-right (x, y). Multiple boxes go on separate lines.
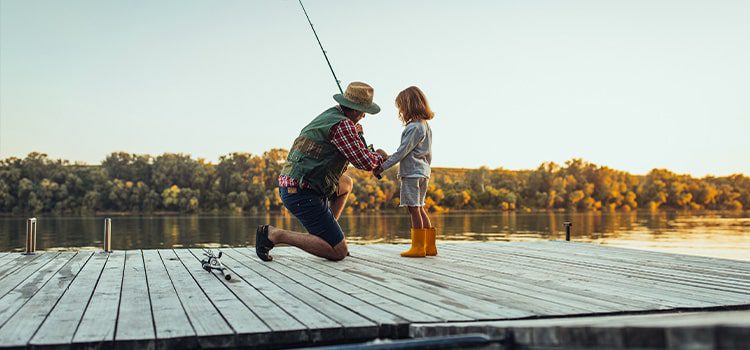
top-left (279, 186), bottom-right (345, 247)
top-left (400, 177), bottom-right (429, 207)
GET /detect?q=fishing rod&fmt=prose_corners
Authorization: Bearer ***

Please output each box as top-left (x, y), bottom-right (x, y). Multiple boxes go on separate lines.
top-left (298, 0), bottom-right (343, 94)
top-left (298, 0), bottom-right (382, 178)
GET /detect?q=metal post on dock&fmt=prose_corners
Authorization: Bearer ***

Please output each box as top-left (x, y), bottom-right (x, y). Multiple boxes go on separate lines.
top-left (24, 217), bottom-right (37, 255)
top-left (563, 221), bottom-right (572, 241)
top-left (103, 218), bottom-right (112, 253)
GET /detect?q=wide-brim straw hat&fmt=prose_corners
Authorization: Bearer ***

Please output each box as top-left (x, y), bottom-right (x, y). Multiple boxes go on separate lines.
top-left (333, 82), bottom-right (381, 114)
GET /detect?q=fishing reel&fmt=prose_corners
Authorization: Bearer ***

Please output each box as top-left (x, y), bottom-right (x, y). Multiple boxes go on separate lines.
top-left (201, 249), bottom-right (231, 281)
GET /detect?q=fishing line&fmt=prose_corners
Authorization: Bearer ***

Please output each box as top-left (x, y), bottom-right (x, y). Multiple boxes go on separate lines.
top-left (298, 0), bottom-right (343, 94)
top-left (297, 0), bottom-right (382, 179)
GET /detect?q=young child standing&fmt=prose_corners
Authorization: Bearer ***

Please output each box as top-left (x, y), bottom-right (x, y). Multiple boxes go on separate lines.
top-left (376, 86), bottom-right (436, 257)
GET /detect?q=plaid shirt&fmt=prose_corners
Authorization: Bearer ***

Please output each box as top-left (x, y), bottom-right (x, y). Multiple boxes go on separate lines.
top-left (278, 117), bottom-right (382, 189)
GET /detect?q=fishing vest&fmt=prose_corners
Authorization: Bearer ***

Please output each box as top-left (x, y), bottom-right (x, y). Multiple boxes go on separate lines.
top-left (280, 107), bottom-right (350, 199)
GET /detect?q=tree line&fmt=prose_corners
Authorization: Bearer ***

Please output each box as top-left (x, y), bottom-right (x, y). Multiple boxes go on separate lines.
top-left (0, 152), bottom-right (748, 214)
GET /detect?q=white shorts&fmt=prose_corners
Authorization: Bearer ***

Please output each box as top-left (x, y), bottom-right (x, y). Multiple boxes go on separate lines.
top-left (400, 177), bottom-right (429, 207)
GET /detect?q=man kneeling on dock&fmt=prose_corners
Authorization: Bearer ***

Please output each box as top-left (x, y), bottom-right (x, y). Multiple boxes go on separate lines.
top-left (256, 82), bottom-right (387, 261)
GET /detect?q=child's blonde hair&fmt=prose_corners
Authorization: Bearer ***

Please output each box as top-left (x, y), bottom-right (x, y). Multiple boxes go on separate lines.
top-left (395, 86), bottom-right (434, 124)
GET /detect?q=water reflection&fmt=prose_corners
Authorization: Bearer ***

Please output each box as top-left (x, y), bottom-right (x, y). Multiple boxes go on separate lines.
top-left (0, 211), bottom-right (748, 260)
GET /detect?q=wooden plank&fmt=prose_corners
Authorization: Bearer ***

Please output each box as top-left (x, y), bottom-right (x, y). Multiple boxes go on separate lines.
top-left (0, 253), bottom-right (22, 279)
top-left (0, 252), bottom-right (41, 283)
top-left (544, 240), bottom-right (750, 270)
top-left (0, 243), bottom-right (743, 350)
top-left (440, 244), bottom-right (749, 306)
top-left (279, 255), bottom-right (439, 325)
top-left (0, 252), bottom-right (92, 348)
top-left (73, 251), bottom-right (125, 347)
top-left (386, 244), bottom-right (699, 310)
top-left (435, 243), bottom-right (728, 309)
top-left (356, 244), bottom-right (652, 312)
top-left (228, 249), bottom-right (405, 337)
top-left (465, 243), bottom-right (750, 301)
top-left (115, 250), bottom-right (155, 350)
top-left (226, 248), bottom-right (378, 342)
top-left (554, 240), bottom-right (750, 272)
top-left (266, 260), bottom-right (405, 338)
top-left (344, 247), bottom-right (536, 319)
top-left (0, 252), bottom-right (72, 328)
top-left (274, 248), bottom-right (444, 324)
top-left (141, 249), bottom-right (196, 349)
top-left (534, 242), bottom-right (750, 284)
top-left (173, 249), bottom-right (271, 347)
top-left (30, 252), bottom-right (108, 348)
top-left (0, 253), bottom-right (9, 270)
top-left (184, 249), bottom-right (309, 346)
top-left (158, 249), bottom-right (235, 349)
top-left (438, 243), bottom-right (727, 306)
top-left (539, 240), bottom-right (750, 281)
top-left (0, 252), bottom-right (55, 298)
top-left (356, 244), bottom-right (664, 313)
top-left (266, 247), bottom-right (502, 321)
top-left (513, 241), bottom-right (750, 290)
top-left (345, 245), bottom-right (598, 317)
top-left (217, 252), bottom-right (346, 343)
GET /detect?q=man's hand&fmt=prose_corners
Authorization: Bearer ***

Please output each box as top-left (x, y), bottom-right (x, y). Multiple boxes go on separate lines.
top-left (373, 166), bottom-right (383, 178)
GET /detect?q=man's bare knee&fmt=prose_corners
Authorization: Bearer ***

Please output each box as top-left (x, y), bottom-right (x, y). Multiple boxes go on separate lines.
top-left (327, 241), bottom-right (348, 261)
top-left (327, 252), bottom-right (346, 261)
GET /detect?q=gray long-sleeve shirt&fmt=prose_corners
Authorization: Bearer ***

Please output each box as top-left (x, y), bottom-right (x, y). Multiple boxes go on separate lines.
top-left (380, 120), bottom-right (432, 178)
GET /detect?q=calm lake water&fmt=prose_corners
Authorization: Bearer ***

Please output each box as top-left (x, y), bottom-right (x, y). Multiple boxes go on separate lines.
top-left (1, 211), bottom-right (748, 261)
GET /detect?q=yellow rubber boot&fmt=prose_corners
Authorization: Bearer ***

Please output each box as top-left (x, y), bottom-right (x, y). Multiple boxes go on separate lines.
top-left (400, 228), bottom-right (426, 257)
top-left (425, 227), bottom-right (437, 256)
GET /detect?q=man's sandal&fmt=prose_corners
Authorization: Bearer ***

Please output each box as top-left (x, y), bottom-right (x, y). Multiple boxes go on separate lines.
top-left (255, 225), bottom-right (275, 262)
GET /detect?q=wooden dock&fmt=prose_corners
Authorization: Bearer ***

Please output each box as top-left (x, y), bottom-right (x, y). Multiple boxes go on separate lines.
top-left (0, 241), bottom-right (748, 349)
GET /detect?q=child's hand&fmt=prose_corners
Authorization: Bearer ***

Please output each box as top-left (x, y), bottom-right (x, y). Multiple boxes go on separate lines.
top-left (376, 149), bottom-right (388, 160)
top-left (355, 124), bottom-right (363, 133)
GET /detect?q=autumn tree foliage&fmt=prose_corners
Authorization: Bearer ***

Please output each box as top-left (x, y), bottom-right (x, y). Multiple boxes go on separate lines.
top-left (1, 153), bottom-right (747, 214)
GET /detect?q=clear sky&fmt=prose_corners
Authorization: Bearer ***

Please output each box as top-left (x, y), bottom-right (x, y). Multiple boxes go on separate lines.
top-left (1, 0), bottom-right (748, 176)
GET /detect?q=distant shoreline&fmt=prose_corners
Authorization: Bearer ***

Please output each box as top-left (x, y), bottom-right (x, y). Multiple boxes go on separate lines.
top-left (1, 208), bottom-right (748, 218)
top-left (2, 152), bottom-right (748, 214)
